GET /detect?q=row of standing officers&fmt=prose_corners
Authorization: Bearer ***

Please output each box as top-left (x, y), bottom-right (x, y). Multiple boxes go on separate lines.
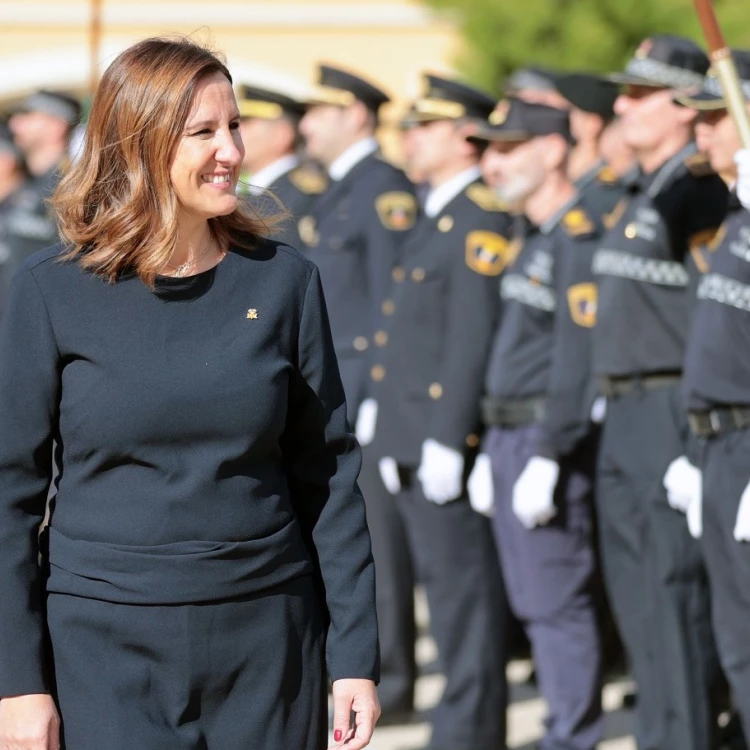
top-left (4, 34), bottom-right (750, 750)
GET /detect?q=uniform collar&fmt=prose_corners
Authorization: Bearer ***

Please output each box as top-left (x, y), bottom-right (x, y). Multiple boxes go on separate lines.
top-left (575, 159), bottom-right (606, 192)
top-left (424, 166), bottom-right (482, 218)
top-left (539, 191), bottom-right (582, 234)
top-left (634, 142), bottom-right (697, 197)
top-left (328, 137), bottom-right (379, 181)
top-left (246, 154), bottom-right (300, 194)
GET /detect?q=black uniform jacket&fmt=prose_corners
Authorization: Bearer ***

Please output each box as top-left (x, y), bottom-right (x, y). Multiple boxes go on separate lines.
top-left (370, 180), bottom-right (513, 466)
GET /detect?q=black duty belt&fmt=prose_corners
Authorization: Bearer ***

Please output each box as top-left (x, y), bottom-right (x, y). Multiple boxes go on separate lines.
top-left (597, 372), bottom-right (682, 399)
top-left (481, 396), bottom-right (546, 428)
top-left (688, 407), bottom-right (750, 439)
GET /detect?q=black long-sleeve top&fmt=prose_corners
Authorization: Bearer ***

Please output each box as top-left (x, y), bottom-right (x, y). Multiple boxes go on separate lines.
top-left (0, 239), bottom-right (378, 697)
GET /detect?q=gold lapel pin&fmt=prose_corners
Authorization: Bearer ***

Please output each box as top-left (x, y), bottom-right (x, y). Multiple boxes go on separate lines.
top-left (247, 309), bottom-right (258, 320)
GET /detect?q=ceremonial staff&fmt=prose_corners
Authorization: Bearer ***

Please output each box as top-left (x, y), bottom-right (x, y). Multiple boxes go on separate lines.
top-left (694, 0), bottom-right (750, 146)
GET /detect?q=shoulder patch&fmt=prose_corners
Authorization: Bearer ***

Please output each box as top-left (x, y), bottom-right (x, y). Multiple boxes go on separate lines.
top-left (465, 230), bottom-right (509, 276)
top-left (375, 191), bottom-right (417, 231)
top-left (466, 183), bottom-right (508, 212)
top-left (289, 167), bottom-right (327, 195)
top-left (567, 283), bottom-right (598, 328)
top-left (596, 165), bottom-right (619, 184)
top-left (562, 208), bottom-right (595, 237)
top-left (684, 153), bottom-right (716, 178)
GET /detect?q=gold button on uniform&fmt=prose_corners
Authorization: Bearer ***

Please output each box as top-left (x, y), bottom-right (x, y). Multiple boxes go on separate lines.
top-left (624, 224), bottom-right (637, 239)
top-left (371, 365), bottom-right (386, 382)
top-left (438, 215), bottom-right (454, 233)
top-left (374, 330), bottom-right (388, 347)
top-left (392, 266), bottom-right (406, 283)
top-left (465, 433), bottom-right (480, 448)
top-left (353, 336), bottom-right (369, 352)
top-left (428, 382), bottom-right (443, 400)
top-left (382, 299), bottom-right (396, 315)
top-left (411, 267), bottom-right (425, 282)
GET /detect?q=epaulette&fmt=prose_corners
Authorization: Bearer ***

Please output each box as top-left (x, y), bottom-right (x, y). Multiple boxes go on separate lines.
top-left (561, 207), bottom-right (596, 238)
top-left (596, 165), bottom-right (619, 185)
top-left (684, 153), bottom-right (716, 178)
top-left (465, 183), bottom-right (508, 212)
top-left (289, 166), bottom-right (328, 195)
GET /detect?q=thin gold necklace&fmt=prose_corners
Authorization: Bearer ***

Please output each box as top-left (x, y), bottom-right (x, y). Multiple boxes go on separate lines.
top-left (166, 234), bottom-right (214, 277)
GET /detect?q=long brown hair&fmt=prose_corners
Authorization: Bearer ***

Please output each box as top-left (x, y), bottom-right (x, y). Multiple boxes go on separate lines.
top-left (54, 37), bottom-right (279, 284)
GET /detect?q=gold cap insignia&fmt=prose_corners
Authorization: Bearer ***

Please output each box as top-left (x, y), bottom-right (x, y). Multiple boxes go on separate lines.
top-left (489, 99), bottom-right (510, 126)
top-left (247, 309), bottom-right (258, 320)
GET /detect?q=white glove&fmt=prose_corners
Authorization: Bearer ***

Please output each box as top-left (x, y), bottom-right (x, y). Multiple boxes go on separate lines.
top-left (590, 396), bottom-right (607, 424)
top-left (512, 456), bottom-right (559, 529)
top-left (468, 453), bottom-right (494, 517)
top-left (355, 399), bottom-right (378, 446)
top-left (378, 457), bottom-right (401, 495)
top-left (733, 478), bottom-right (750, 542)
top-left (734, 148), bottom-right (750, 211)
top-left (663, 456), bottom-right (702, 515)
top-left (686, 491), bottom-right (702, 539)
top-left (417, 439), bottom-right (464, 505)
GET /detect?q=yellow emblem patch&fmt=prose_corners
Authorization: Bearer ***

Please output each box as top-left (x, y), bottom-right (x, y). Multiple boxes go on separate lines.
top-left (289, 167), bottom-right (327, 195)
top-left (466, 184), bottom-right (508, 212)
top-left (567, 283), bottom-right (598, 328)
top-left (298, 215), bottom-right (319, 247)
top-left (562, 208), bottom-right (595, 237)
top-left (465, 231), bottom-right (509, 276)
top-left (375, 192), bottom-right (417, 231)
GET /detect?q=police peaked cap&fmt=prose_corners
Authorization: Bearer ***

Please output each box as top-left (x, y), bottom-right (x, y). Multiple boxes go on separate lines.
top-left (236, 84), bottom-right (307, 120)
top-left (308, 64), bottom-right (390, 113)
top-left (675, 49), bottom-right (750, 110)
top-left (408, 74), bottom-right (497, 123)
top-left (469, 97), bottom-right (573, 144)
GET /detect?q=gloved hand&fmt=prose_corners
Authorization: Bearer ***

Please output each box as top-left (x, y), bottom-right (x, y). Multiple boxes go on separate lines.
top-left (378, 457), bottom-right (401, 495)
top-left (733, 477), bottom-right (750, 542)
top-left (734, 149), bottom-right (750, 211)
top-left (355, 399), bottom-right (378, 447)
top-left (512, 456), bottom-right (559, 529)
top-left (468, 453), bottom-right (494, 517)
top-left (686, 491), bottom-right (703, 539)
top-left (663, 455), bottom-right (702, 514)
top-left (590, 396), bottom-right (607, 424)
top-left (417, 439), bottom-right (464, 505)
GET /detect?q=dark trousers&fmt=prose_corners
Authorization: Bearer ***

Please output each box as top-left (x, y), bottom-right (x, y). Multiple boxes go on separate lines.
top-left (391, 467), bottom-right (508, 750)
top-left (701, 428), bottom-right (750, 742)
top-left (360, 446), bottom-right (417, 713)
top-left (485, 425), bottom-right (602, 750)
top-left (596, 385), bottom-right (719, 750)
top-left (47, 576), bottom-right (327, 750)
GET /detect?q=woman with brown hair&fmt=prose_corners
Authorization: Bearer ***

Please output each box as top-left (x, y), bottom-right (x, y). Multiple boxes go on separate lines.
top-left (0, 37), bottom-right (379, 750)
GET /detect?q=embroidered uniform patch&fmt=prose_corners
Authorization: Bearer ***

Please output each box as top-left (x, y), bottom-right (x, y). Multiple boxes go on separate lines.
top-left (465, 231), bottom-right (509, 276)
top-left (289, 167), bottom-right (327, 195)
top-left (567, 283), bottom-right (598, 327)
top-left (562, 208), bottom-right (595, 237)
top-left (375, 192), bottom-right (417, 231)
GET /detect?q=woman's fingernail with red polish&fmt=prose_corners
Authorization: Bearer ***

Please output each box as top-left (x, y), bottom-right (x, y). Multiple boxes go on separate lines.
top-left (334, 729), bottom-right (343, 742)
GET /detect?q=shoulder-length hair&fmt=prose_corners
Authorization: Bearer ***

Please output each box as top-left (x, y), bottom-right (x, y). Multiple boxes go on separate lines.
top-left (53, 37), bottom-right (280, 284)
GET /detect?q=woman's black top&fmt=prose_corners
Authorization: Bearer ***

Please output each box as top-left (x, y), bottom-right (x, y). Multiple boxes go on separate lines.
top-left (0, 239), bottom-right (378, 697)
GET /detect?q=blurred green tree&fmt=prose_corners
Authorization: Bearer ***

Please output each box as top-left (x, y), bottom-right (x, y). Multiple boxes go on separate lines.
top-left (422, 0), bottom-right (750, 95)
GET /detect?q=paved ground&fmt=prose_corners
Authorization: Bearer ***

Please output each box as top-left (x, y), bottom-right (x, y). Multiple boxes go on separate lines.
top-left (332, 589), bottom-right (638, 749)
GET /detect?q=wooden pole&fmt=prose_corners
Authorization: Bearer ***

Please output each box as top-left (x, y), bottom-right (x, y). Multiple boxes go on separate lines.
top-left (693, 0), bottom-right (750, 147)
top-left (89, 0), bottom-right (102, 96)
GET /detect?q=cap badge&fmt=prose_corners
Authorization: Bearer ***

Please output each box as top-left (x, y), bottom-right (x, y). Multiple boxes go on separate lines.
top-left (489, 100), bottom-right (510, 126)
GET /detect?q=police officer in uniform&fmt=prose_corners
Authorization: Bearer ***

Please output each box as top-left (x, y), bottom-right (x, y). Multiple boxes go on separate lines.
top-left (298, 65), bottom-right (417, 419)
top-left (592, 36), bottom-right (729, 750)
top-left (6, 91), bottom-right (80, 276)
top-left (550, 73), bottom-right (635, 220)
top-left (469, 98), bottom-right (604, 750)
top-left (676, 50), bottom-right (750, 740)
top-left (236, 84), bottom-right (326, 248)
top-left (362, 75), bottom-right (510, 750)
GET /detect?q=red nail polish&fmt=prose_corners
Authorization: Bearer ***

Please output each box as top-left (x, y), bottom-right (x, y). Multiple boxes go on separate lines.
top-left (334, 729), bottom-right (343, 742)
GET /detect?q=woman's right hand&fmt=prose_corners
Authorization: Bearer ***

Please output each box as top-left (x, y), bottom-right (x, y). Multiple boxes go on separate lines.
top-left (0, 694), bottom-right (60, 750)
